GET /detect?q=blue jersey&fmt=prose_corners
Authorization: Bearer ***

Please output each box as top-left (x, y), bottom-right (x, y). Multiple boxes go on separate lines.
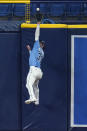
top-left (29, 40), bottom-right (44, 68)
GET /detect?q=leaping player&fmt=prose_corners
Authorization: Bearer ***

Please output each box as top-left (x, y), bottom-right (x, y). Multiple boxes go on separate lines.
top-left (25, 9), bottom-right (45, 105)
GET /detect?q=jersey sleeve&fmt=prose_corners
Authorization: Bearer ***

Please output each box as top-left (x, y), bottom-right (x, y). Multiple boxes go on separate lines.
top-left (29, 50), bottom-right (31, 54)
top-left (33, 40), bottom-right (40, 49)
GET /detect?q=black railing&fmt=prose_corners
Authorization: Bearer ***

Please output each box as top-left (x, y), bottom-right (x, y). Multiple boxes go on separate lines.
top-left (0, 2), bottom-right (87, 24)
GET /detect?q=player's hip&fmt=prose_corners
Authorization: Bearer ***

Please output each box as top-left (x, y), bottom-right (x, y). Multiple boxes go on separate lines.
top-left (29, 66), bottom-right (43, 79)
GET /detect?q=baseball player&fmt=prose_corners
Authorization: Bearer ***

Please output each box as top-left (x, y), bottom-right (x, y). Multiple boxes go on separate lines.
top-left (25, 18), bottom-right (45, 105)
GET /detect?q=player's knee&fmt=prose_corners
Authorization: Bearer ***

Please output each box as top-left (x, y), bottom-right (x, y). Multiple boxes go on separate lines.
top-left (40, 72), bottom-right (43, 79)
top-left (26, 84), bottom-right (28, 89)
top-left (28, 82), bottom-right (33, 88)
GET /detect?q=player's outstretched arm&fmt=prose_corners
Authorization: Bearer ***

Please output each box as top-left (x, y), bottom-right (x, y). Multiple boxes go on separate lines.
top-left (35, 22), bottom-right (40, 41)
top-left (26, 45), bottom-right (31, 53)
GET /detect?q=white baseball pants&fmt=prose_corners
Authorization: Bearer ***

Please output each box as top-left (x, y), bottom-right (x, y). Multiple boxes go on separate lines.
top-left (26, 66), bottom-right (43, 101)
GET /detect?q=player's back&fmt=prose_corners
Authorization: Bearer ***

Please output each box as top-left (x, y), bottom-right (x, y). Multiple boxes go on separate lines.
top-left (29, 40), bottom-right (44, 68)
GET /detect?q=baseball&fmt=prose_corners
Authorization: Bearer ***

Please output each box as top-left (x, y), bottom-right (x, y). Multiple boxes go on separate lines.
top-left (36, 8), bottom-right (40, 11)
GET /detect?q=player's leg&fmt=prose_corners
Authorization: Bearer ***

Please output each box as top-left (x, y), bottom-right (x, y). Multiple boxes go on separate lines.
top-left (33, 69), bottom-right (43, 105)
top-left (33, 80), bottom-right (39, 105)
top-left (25, 69), bottom-right (37, 104)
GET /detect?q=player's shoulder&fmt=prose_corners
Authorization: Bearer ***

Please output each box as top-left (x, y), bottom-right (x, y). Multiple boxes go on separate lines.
top-left (35, 40), bottom-right (39, 43)
top-left (34, 40), bottom-right (40, 47)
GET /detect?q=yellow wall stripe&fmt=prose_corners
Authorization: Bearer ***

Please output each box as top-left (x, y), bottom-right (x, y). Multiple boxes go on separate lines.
top-left (21, 23), bottom-right (87, 29)
top-left (68, 25), bottom-right (87, 28)
top-left (21, 24), bottom-right (68, 28)
top-left (0, 0), bottom-right (30, 3)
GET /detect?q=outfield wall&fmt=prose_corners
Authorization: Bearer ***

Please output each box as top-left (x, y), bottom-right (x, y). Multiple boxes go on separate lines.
top-left (0, 24), bottom-right (87, 131)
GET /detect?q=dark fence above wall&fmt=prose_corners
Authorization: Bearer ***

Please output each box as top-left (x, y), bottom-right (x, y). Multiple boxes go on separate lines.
top-left (0, 2), bottom-right (87, 24)
top-left (0, 21), bottom-right (24, 31)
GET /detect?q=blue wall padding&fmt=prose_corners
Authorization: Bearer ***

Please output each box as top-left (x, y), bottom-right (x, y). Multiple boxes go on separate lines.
top-left (0, 33), bottom-right (21, 130)
top-left (21, 28), bottom-right (68, 131)
top-left (68, 29), bottom-right (87, 131)
top-left (1, 27), bottom-right (87, 131)
top-left (74, 37), bottom-right (87, 124)
top-left (31, 0), bottom-right (87, 1)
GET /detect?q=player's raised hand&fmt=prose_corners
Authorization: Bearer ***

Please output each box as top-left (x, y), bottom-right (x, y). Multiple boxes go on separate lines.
top-left (36, 8), bottom-right (43, 23)
top-left (37, 21), bottom-right (41, 24)
top-left (26, 45), bottom-right (31, 51)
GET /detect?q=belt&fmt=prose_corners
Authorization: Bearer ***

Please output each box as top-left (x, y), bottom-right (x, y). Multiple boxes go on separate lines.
top-left (30, 66), bottom-right (40, 68)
